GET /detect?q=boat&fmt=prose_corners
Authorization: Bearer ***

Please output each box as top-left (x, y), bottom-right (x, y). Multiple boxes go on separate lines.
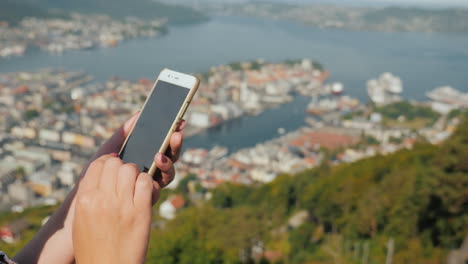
top-left (426, 86), bottom-right (468, 107)
top-left (331, 82), bottom-right (344, 95)
top-left (367, 72), bottom-right (403, 106)
top-left (306, 96), bottom-right (338, 115)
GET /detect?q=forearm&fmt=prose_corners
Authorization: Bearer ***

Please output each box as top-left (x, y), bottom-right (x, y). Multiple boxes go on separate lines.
top-left (12, 188), bottom-right (77, 264)
top-left (12, 130), bottom-right (126, 263)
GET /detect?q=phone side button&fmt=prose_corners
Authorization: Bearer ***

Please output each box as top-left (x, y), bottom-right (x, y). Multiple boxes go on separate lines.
top-left (180, 102), bottom-right (189, 118)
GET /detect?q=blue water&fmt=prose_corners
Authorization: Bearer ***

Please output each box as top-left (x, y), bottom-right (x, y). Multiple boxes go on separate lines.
top-left (1, 16), bottom-right (467, 151)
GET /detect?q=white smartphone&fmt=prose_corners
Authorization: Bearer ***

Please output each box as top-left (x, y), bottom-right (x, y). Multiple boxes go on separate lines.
top-left (119, 69), bottom-right (200, 178)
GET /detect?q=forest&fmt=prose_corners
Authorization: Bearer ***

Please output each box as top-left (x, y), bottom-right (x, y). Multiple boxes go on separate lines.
top-left (148, 113), bottom-right (467, 263)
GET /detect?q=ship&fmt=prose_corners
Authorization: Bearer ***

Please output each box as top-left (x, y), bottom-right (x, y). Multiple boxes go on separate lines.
top-left (209, 146), bottom-right (228, 160)
top-left (367, 72), bottom-right (403, 106)
top-left (331, 82), bottom-right (344, 95)
top-left (426, 86), bottom-right (468, 113)
top-left (306, 96), bottom-right (338, 115)
top-left (426, 86), bottom-right (468, 107)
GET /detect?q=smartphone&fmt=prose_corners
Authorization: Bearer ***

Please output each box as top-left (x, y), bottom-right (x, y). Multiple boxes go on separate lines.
top-left (119, 69), bottom-right (199, 178)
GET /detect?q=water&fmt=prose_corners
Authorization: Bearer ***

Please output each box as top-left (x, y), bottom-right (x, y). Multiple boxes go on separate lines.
top-left (186, 95), bottom-right (310, 152)
top-left (1, 16), bottom-right (467, 151)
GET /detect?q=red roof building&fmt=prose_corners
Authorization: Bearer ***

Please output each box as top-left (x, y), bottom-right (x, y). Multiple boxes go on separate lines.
top-left (169, 195), bottom-right (185, 210)
top-left (289, 131), bottom-right (358, 150)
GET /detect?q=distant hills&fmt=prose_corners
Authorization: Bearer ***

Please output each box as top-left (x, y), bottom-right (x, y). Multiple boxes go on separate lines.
top-left (363, 7), bottom-right (467, 31)
top-left (0, 0), bottom-right (209, 25)
top-left (0, 0), bottom-right (67, 25)
top-left (183, 2), bottom-right (468, 33)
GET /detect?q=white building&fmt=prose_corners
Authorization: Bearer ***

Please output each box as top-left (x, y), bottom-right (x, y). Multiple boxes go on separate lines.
top-left (8, 182), bottom-right (34, 205)
top-left (188, 112), bottom-right (210, 128)
top-left (158, 195), bottom-right (185, 220)
top-left (250, 169), bottom-right (277, 183)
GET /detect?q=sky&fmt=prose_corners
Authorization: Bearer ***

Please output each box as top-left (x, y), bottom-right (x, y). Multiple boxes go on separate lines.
top-left (266, 0), bottom-right (468, 8)
top-left (163, 0), bottom-right (468, 8)
top-left (161, 0), bottom-right (468, 8)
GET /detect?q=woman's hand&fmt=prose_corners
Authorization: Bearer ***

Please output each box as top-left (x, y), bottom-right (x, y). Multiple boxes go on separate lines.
top-left (73, 154), bottom-right (153, 264)
top-left (86, 112), bottom-right (186, 204)
top-left (13, 113), bottom-right (185, 264)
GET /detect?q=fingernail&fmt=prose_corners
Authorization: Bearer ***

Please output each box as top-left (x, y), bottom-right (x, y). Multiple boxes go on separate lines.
top-left (111, 152), bottom-right (118, 157)
top-left (160, 154), bottom-right (168, 163)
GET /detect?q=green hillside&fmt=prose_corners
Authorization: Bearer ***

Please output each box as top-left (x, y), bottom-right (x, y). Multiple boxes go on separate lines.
top-left (149, 114), bottom-right (468, 263)
top-left (0, 206), bottom-right (57, 256)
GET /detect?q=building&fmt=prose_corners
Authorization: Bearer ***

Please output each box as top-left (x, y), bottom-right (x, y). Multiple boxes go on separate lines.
top-left (289, 130), bottom-right (358, 150)
top-left (159, 195), bottom-right (186, 220)
top-left (28, 169), bottom-right (57, 197)
top-left (7, 181), bottom-right (34, 205)
top-left (0, 218), bottom-right (30, 244)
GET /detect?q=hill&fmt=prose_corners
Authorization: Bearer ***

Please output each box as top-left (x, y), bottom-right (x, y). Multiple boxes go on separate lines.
top-left (149, 114), bottom-right (467, 263)
top-left (363, 7), bottom-right (466, 33)
top-left (200, 2), bottom-right (468, 33)
top-left (1, 114), bottom-right (466, 262)
top-left (1, 0), bottom-right (208, 25)
top-left (0, 0), bottom-right (68, 25)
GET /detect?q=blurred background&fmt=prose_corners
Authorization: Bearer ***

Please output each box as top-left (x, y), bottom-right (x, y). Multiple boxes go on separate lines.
top-left (0, 0), bottom-right (467, 263)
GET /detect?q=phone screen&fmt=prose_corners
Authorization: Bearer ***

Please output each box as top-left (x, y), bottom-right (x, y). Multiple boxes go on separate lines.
top-left (119, 80), bottom-right (189, 172)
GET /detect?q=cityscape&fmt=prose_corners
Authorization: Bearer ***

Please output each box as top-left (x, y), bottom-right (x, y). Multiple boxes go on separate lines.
top-left (0, 0), bottom-right (467, 263)
top-left (1, 58), bottom-right (466, 217)
top-left (0, 13), bottom-right (167, 58)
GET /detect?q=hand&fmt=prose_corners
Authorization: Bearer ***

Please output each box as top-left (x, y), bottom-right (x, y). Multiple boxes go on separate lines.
top-left (89, 112), bottom-right (186, 204)
top-left (13, 112), bottom-right (185, 264)
top-left (73, 154), bottom-right (153, 264)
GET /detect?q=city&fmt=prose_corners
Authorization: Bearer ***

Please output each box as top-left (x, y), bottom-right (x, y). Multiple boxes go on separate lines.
top-left (0, 13), bottom-right (167, 58)
top-left (0, 0), bottom-right (467, 263)
top-left (1, 59), bottom-right (466, 213)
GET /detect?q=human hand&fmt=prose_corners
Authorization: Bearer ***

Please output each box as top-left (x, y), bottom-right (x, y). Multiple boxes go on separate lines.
top-left (88, 112), bottom-right (186, 203)
top-left (13, 113), bottom-right (185, 264)
top-left (73, 154), bottom-right (153, 264)
top-left (89, 111), bottom-right (186, 176)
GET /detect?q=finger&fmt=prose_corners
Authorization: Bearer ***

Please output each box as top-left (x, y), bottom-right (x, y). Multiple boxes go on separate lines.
top-left (152, 181), bottom-right (162, 205)
top-left (176, 119), bottom-right (186, 132)
top-left (78, 113), bottom-right (139, 178)
top-left (133, 172), bottom-right (154, 210)
top-left (169, 131), bottom-right (183, 162)
top-left (153, 153), bottom-right (175, 188)
top-left (99, 156), bottom-right (123, 193)
top-left (79, 154), bottom-right (115, 192)
top-left (117, 163), bottom-right (140, 201)
top-left (94, 111), bottom-right (139, 157)
top-left (123, 111), bottom-right (140, 134)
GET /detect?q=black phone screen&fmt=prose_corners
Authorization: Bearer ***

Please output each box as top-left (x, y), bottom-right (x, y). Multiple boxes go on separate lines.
top-left (119, 80), bottom-right (189, 172)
